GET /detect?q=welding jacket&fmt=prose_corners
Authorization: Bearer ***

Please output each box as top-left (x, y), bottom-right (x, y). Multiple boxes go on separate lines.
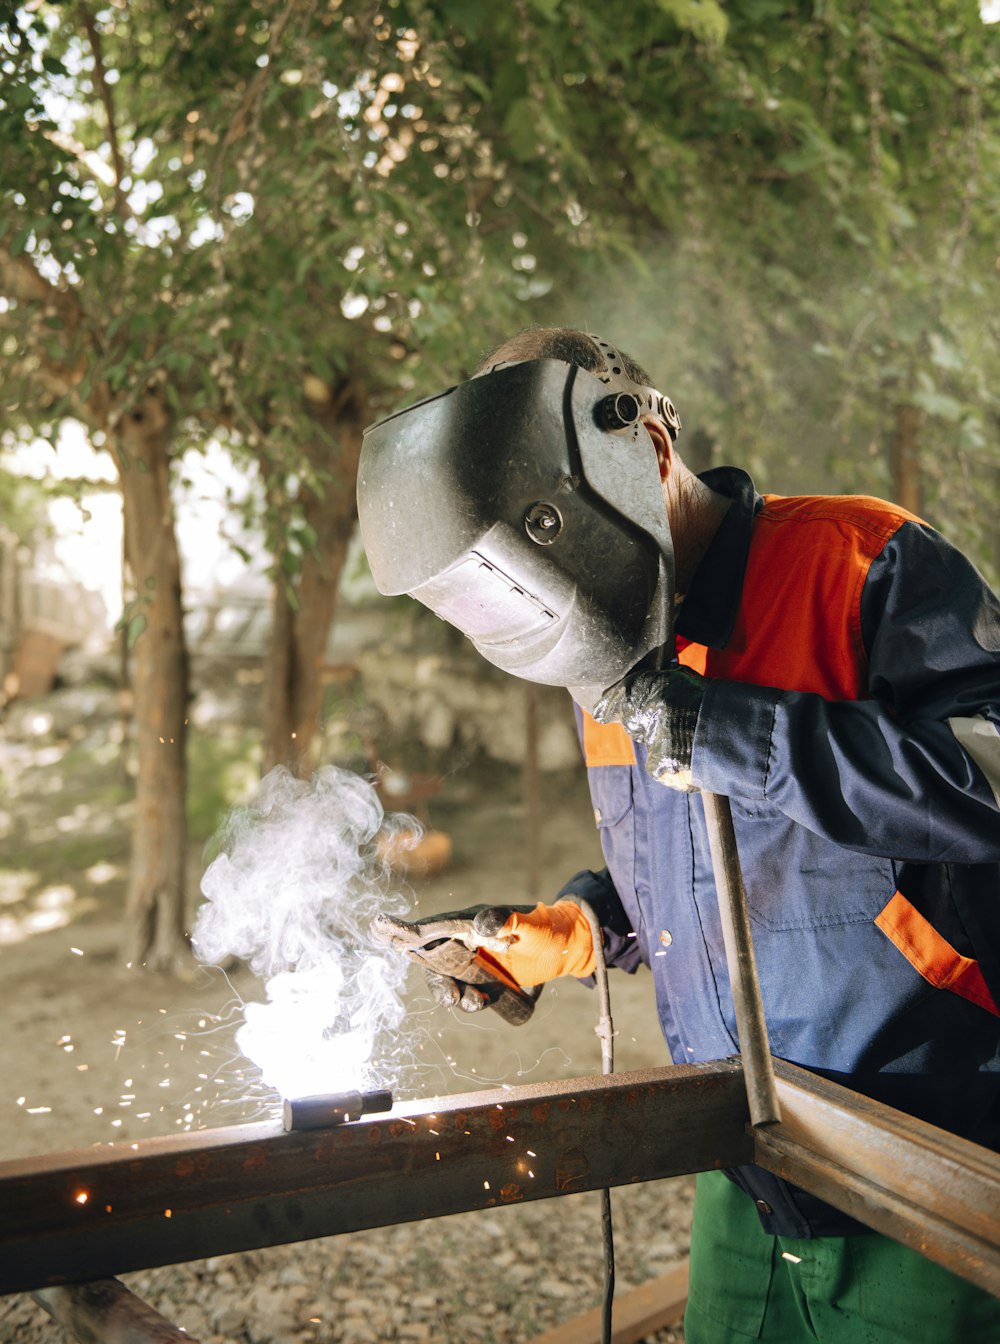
top-left (561, 467), bottom-right (1000, 1239)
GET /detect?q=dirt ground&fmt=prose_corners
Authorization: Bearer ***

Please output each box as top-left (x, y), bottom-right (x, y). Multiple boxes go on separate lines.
top-left (0, 679), bottom-right (691, 1342)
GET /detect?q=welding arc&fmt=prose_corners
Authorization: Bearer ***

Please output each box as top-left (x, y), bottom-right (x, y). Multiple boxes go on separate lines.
top-left (282, 1089), bottom-right (393, 1133)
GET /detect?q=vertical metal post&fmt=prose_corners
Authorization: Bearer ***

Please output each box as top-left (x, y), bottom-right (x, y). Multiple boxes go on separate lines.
top-left (701, 790), bottom-right (781, 1127)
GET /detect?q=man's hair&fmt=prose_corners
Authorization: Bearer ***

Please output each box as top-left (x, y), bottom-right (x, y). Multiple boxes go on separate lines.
top-left (476, 326), bottom-right (654, 387)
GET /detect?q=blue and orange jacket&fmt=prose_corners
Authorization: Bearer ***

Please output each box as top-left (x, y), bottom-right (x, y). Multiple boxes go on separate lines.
top-left (563, 467), bottom-right (1000, 1238)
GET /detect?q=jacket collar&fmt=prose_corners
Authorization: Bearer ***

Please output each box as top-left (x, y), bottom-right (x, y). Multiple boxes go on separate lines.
top-left (674, 467), bottom-right (762, 650)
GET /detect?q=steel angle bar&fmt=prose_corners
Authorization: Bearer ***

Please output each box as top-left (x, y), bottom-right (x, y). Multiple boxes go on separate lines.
top-left (0, 1060), bottom-right (751, 1295)
top-left (763, 1060), bottom-right (1000, 1296)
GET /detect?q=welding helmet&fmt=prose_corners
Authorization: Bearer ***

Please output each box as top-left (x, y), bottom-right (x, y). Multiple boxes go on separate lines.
top-left (357, 357), bottom-right (678, 707)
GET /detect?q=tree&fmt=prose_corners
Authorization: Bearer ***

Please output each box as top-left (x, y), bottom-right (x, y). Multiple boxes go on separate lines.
top-left (2, 0), bottom-right (997, 970)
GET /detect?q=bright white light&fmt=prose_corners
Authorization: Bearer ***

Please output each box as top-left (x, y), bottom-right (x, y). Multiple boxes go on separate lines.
top-left (226, 192), bottom-right (255, 220)
top-left (193, 766), bottom-right (414, 1101)
top-left (982, 0), bottom-right (1000, 20)
top-left (238, 962), bottom-right (382, 1099)
top-left (341, 292), bottom-right (369, 319)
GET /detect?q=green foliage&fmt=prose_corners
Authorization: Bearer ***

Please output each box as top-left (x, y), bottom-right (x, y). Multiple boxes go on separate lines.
top-left (0, 460), bottom-right (51, 540)
top-left (186, 729), bottom-right (262, 846)
top-left (0, 0), bottom-right (997, 575)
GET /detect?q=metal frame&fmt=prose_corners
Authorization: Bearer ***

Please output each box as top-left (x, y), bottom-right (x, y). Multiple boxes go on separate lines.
top-left (3, 1057), bottom-right (999, 1299)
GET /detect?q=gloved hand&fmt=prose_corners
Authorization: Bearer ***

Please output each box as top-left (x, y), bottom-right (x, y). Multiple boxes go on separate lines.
top-left (593, 666), bottom-right (708, 791)
top-left (371, 901), bottom-right (597, 1025)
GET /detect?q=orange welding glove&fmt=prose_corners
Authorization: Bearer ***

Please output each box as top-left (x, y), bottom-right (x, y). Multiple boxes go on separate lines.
top-left (471, 901), bottom-right (597, 987)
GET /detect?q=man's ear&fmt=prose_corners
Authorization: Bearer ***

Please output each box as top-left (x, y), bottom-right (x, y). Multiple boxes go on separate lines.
top-left (643, 418), bottom-right (674, 482)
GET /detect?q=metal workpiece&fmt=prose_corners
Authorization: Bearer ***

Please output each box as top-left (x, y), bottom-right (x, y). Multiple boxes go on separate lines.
top-left (0, 1061), bottom-right (752, 1295)
top-left (756, 1060), bottom-right (1000, 1298)
top-left (4, 1059), bottom-right (999, 1300)
top-left (282, 1088), bottom-right (393, 1132)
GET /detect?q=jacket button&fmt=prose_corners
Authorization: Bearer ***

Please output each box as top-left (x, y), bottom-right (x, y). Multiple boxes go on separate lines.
top-left (755, 1199), bottom-right (773, 1216)
top-left (659, 929), bottom-right (673, 947)
top-left (593, 807), bottom-right (602, 825)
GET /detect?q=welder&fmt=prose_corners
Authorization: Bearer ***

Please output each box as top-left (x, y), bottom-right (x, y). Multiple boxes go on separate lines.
top-left (357, 326), bottom-right (1000, 1342)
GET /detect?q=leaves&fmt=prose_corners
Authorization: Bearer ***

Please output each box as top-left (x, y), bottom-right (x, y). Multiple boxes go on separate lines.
top-left (0, 0), bottom-right (996, 579)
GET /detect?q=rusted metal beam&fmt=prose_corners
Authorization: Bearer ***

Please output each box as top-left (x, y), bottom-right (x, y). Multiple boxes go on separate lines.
top-left (0, 1060), bottom-right (751, 1295)
top-left (760, 1060), bottom-right (1000, 1296)
top-left (5, 1058), bottom-right (1000, 1302)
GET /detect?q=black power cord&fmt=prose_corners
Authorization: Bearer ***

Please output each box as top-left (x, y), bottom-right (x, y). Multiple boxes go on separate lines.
top-left (570, 897), bottom-right (615, 1344)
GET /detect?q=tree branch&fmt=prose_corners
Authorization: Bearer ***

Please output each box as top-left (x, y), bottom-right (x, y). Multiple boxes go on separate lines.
top-left (0, 247), bottom-right (90, 410)
top-left (210, 0), bottom-right (314, 208)
top-left (78, 4), bottom-right (129, 219)
top-left (883, 30), bottom-right (971, 93)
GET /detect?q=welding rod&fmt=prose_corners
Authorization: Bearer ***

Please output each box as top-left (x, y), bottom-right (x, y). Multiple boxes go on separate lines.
top-left (282, 1089), bottom-right (393, 1132)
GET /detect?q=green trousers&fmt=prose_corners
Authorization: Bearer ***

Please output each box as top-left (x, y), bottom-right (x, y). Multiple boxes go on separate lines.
top-left (684, 1171), bottom-right (1000, 1343)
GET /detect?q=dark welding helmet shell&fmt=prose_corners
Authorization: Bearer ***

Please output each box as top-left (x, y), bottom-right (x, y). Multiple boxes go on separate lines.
top-left (357, 359), bottom-right (674, 705)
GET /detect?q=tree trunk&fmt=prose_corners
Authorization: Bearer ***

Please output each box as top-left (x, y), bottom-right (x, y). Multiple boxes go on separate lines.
top-left (262, 402), bottom-right (366, 777)
top-left (890, 401), bottom-right (923, 517)
top-left (116, 389), bottom-right (190, 971)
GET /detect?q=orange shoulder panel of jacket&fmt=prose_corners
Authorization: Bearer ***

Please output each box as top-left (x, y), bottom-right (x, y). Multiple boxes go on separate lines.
top-left (581, 713), bottom-right (636, 767)
top-left (706, 493), bottom-right (917, 700)
top-left (875, 891), bottom-right (999, 1018)
top-left (760, 492), bottom-right (923, 535)
top-left (677, 640), bottom-right (708, 675)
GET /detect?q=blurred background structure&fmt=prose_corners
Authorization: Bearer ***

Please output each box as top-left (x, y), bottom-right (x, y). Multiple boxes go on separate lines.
top-left (1, 0), bottom-right (998, 972)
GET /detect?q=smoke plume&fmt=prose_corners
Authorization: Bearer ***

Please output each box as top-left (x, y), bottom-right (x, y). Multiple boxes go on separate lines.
top-left (192, 765), bottom-right (415, 1102)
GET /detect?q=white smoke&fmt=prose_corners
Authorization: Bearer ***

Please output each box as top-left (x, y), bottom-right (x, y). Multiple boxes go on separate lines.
top-left (192, 765), bottom-right (415, 1102)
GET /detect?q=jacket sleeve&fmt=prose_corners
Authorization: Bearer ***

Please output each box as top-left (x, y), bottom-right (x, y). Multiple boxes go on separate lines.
top-left (557, 867), bottom-right (645, 974)
top-left (692, 521), bottom-right (1000, 863)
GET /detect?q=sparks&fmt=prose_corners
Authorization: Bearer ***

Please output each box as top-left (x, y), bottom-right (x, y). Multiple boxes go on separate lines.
top-left (70, 947), bottom-right (84, 955)
top-left (74, 1191), bottom-right (88, 1205)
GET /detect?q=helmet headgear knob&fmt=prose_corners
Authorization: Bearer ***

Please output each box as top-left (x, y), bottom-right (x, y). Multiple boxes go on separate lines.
top-left (598, 392), bottom-right (641, 431)
top-left (524, 501), bottom-right (563, 545)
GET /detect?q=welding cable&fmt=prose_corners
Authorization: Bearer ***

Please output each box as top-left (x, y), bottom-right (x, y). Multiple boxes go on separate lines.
top-left (568, 896), bottom-right (615, 1344)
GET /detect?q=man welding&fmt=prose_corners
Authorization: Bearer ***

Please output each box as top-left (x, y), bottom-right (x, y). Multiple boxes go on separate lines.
top-left (358, 326), bottom-right (1000, 1342)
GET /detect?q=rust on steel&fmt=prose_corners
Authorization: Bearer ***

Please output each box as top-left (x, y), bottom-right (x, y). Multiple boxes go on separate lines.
top-left (4, 1058), bottom-right (999, 1300)
top-left (0, 1060), bottom-right (751, 1295)
top-left (756, 1060), bottom-right (1000, 1297)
